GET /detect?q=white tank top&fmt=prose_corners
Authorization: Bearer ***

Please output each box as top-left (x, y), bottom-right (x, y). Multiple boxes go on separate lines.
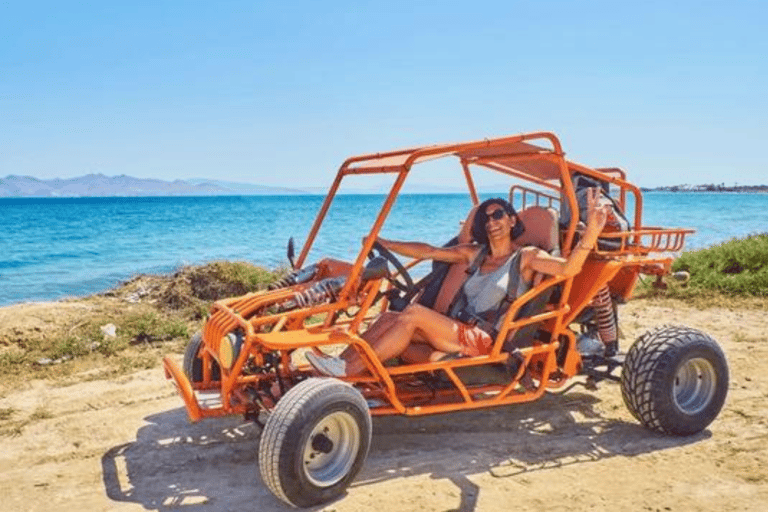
top-left (462, 250), bottom-right (530, 315)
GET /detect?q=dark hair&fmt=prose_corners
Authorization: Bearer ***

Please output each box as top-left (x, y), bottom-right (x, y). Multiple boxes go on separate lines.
top-left (471, 198), bottom-right (525, 245)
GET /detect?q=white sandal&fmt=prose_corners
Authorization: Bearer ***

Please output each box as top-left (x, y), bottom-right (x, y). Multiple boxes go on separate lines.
top-left (305, 351), bottom-right (347, 377)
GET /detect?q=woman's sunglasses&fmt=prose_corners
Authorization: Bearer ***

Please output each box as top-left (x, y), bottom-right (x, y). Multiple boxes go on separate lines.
top-left (486, 209), bottom-right (507, 221)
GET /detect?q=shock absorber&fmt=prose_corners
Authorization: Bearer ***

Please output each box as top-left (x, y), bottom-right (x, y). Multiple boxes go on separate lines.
top-left (268, 264), bottom-right (318, 290)
top-left (592, 284), bottom-right (618, 353)
top-left (279, 277), bottom-right (346, 310)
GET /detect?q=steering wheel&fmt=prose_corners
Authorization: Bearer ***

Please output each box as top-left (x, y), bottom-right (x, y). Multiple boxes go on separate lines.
top-left (367, 241), bottom-right (415, 292)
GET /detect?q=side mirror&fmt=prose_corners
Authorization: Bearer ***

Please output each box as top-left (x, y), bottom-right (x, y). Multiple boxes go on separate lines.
top-left (287, 237), bottom-right (296, 269)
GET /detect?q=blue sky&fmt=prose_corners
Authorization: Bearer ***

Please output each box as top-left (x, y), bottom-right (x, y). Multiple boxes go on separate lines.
top-left (1, 0), bottom-right (766, 188)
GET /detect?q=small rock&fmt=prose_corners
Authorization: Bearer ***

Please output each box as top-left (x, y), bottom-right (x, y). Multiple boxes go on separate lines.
top-left (100, 323), bottom-right (117, 338)
top-left (88, 341), bottom-right (101, 351)
top-left (36, 358), bottom-right (53, 366)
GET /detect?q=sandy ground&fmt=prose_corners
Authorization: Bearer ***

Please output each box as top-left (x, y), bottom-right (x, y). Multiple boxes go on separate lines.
top-left (1, 300), bottom-right (766, 512)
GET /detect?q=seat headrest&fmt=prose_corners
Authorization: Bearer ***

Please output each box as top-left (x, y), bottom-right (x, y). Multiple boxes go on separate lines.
top-left (458, 204), bottom-right (559, 253)
top-left (516, 206), bottom-right (559, 253)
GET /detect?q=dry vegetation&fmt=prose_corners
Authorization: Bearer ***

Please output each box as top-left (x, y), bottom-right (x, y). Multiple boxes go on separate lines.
top-left (0, 261), bottom-right (280, 398)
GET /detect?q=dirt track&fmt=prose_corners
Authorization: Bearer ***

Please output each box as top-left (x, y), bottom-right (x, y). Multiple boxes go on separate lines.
top-left (1, 300), bottom-right (767, 511)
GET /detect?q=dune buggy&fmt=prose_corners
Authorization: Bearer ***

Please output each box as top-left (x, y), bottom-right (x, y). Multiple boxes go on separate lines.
top-left (163, 131), bottom-right (728, 507)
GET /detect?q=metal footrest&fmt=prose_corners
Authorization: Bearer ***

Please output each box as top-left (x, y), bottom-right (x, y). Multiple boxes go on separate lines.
top-left (580, 353), bottom-right (625, 383)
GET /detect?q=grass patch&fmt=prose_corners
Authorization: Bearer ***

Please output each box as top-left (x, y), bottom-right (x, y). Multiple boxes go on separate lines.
top-left (636, 233), bottom-right (768, 308)
top-left (672, 233), bottom-right (768, 297)
top-left (635, 278), bottom-right (768, 309)
top-left (0, 422), bottom-right (24, 437)
top-left (0, 306), bottom-right (194, 389)
top-left (733, 331), bottom-right (766, 344)
top-left (29, 406), bottom-right (53, 421)
top-left (161, 261), bottom-right (282, 316)
top-left (0, 349), bottom-right (30, 372)
top-left (42, 311), bottom-right (189, 361)
top-left (121, 312), bottom-right (189, 345)
top-left (0, 406), bottom-right (54, 437)
top-left (201, 261), bottom-right (280, 294)
top-left (0, 261), bottom-right (282, 392)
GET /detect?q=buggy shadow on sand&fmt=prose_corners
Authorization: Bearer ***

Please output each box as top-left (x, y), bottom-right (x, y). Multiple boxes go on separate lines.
top-left (103, 393), bottom-right (707, 511)
top-left (161, 131), bottom-right (728, 507)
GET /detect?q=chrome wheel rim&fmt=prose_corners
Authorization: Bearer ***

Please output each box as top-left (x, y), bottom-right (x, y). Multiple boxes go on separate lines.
top-left (302, 411), bottom-right (360, 487)
top-left (673, 357), bottom-right (717, 415)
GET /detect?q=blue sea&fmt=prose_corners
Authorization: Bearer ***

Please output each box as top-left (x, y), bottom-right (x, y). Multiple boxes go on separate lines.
top-left (1, 192), bottom-right (767, 306)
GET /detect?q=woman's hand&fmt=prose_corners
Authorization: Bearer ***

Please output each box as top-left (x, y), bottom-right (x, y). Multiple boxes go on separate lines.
top-left (585, 187), bottom-right (611, 232)
top-left (527, 188), bottom-right (615, 278)
top-left (363, 236), bottom-right (391, 250)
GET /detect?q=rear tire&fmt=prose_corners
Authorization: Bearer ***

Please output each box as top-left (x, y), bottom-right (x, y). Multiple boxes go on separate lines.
top-left (621, 325), bottom-right (728, 435)
top-left (258, 378), bottom-right (371, 507)
top-left (182, 331), bottom-right (220, 383)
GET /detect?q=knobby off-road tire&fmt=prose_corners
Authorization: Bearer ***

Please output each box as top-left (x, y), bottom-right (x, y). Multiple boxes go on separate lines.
top-left (182, 331), bottom-right (220, 383)
top-left (259, 378), bottom-right (372, 508)
top-left (621, 325), bottom-right (728, 435)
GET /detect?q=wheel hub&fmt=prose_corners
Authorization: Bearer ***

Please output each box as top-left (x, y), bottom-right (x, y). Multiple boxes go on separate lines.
top-left (302, 411), bottom-right (361, 487)
top-left (311, 432), bottom-right (334, 454)
top-left (673, 357), bottom-right (717, 415)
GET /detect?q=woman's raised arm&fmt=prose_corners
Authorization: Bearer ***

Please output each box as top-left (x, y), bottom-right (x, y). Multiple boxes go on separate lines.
top-left (526, 188), bottom-right (611, 278)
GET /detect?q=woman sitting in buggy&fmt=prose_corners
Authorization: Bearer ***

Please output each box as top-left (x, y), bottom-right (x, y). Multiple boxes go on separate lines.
top-left (307, 189), bottom-right (610, 377)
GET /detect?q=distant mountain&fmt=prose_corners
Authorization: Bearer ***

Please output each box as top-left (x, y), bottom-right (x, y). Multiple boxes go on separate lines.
top-left (185, 178), bottom-right (305, 195)
top-left (0, 173), bottom-right (522, 198)
top-left (0, 174), bottom-right (307, 197)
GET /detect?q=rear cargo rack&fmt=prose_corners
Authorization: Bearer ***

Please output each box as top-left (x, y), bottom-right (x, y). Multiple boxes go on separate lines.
top-left (594, 227), bottom-right (694, 255)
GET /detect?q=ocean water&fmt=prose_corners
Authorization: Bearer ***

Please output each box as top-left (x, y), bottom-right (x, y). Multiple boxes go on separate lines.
top-left (1, 192), bottom-right (767, 306)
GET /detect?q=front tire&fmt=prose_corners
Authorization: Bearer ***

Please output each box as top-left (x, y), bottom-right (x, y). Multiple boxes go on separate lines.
top-left (621, 325), bottom-right (728, 435)
top-left (182, 331), bottom-right (220, 383)
top-left (258, 378), bottom-right (372, 507)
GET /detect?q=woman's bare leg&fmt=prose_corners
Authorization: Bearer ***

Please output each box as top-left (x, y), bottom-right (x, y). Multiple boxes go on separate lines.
top-left (343, 304), bottom-right (465, 375)
top-left (360, 312), bottom-right (399, 344)
top-left (358, 313), bottom-right (433, 364)
top-left (337, 312), bottom-right (398, 364)
top-left (399, 341), bottom-right (433, 364)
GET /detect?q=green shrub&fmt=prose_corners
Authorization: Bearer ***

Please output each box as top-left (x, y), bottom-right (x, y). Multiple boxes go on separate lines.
top-left (50, 336), bottom-right (91, 359)
top-left (0, 350), bottom-right (29, 371)
top-left (159, 261), bottom-right (281, 316)
top-left (672, 233), bottom-right (768, 296)
top-left (121, 312), bottom-right (189, 344)
top-left (215, 261), bottom-right (278, 290)
top-left (188, 261), bottom-right (279, 300)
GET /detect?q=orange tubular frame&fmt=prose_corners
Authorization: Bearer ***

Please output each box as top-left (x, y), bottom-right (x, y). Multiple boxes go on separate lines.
top-left (163, 131), bottom-right (694, 422)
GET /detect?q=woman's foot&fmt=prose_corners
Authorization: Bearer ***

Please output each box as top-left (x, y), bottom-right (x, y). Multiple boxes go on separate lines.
top-left (305, 351), bottom-right (348, 377)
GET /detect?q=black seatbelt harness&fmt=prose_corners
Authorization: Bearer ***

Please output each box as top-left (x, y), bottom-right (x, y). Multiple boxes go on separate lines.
top-left (448, 247), bottom-right (524, 339)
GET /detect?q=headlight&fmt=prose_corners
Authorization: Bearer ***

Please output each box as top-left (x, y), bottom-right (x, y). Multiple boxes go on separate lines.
top-left (220, 332), bottom-right (243, 369)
